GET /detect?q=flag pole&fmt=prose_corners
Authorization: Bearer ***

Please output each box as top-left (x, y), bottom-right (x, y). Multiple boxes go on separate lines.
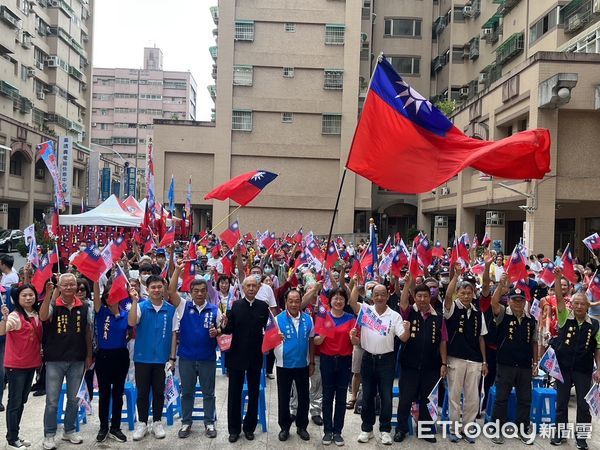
top-left (326, 54), bottom-right (384, 249)
top-left (209, 205), bottom-right (242, 234)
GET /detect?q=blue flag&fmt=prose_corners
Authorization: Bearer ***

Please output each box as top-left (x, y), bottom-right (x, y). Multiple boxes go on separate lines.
top-left (167, 174), bottom-right (175, 212)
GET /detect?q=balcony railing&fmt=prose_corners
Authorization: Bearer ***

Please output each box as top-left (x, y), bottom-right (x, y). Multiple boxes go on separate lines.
top-left (496, 0), bottom-right (521, 16)
top-left (563, 0), bottom-right (596, 33)
top-left (0, 81), bottom-right (20, 101)
top-left (495, 32), bottom-right (524, 65)
top-left (209, 46), bottom-right (218, 60)
top-left (68, 66), bottom-right (84, 81)
top-left (210, 6), bottom-right (218, 25)
top-left (469, 37), bottom-right (480, 59)
top-left (433, 16), bottom-right (446, 35)
top-left (207, 85), bottom-right (216, 101)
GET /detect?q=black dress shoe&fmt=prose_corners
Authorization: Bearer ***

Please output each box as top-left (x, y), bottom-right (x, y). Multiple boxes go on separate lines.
top-left (423, 436), bottom-right (437, 443)
top-left (32, 390), bottom-right (45, 397)
top-left (244, 431), bottom-right (255, 441)
top-left (297, 429), bottom-right (310, 441)
top-left (312, 415), bottom-right (323, 426)
top-left (394, 431), bottom-right (407, 442)
top-left (278, 429), bottom-right (289, 441)
top-left (228, 434), bottom-right (240, 443)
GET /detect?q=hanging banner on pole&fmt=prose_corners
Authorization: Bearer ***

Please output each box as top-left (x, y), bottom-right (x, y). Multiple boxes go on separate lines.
top-left (101, 167), bottom-right (111, 201)
top-left (58, 136), bottom-right (73, 206)
top-left (125, 166), bottom-right (136, 197)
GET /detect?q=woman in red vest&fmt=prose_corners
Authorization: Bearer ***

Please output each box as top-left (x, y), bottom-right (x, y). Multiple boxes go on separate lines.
top-left (0, 283), bottom-right (45, 450)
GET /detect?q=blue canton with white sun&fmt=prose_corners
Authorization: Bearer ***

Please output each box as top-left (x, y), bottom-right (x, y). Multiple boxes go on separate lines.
top-left (370, 57), bottom-right (454, 137)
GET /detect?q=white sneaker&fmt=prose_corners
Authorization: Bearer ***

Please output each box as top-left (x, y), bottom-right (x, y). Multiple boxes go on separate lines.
top-left (18, 437), bottom-right (31, 447)
top-left (61, 432), bottom-right (83, 444)
top-left (132, 423), bottom-right (148, 441)
top-left (42, 437), bottom-right (56, 450)
top-left (381, 432), bottom-right (393, 445)
top-left (357, 431), bottom-right (374, 443)
top-left (152, 420), bottom-right (166, 439)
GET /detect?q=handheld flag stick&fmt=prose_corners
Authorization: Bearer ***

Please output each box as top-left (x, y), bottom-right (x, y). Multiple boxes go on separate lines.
top-left (208, 204), bottom-right (243, 234)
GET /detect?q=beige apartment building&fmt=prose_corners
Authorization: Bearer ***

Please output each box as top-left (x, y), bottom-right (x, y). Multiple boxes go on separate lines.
top-left (413, 0), bottom-right (600, 259)
top-left (90, 47), bottom-right (197, 203)
top-left (153, 0), bottom-right (371, 235)
top-left (0, 0), bottom-right (94, 229)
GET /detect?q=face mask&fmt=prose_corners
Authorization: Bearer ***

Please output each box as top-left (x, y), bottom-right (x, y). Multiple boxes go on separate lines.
top-left (140, 274), bottom-right (149, 283)
top-left (264, 268), bottom-right (273, 275)
top-left (253, 274), bottom-right (261, 282)
top-left (366, 290), bottom-right (373, 300)
top-left (430, 287), bottom-right (439, 299)
top-left (79, 246), bottom-right (86, 252)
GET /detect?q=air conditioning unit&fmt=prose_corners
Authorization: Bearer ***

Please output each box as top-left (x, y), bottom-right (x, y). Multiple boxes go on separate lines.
top-left (36, 91), bottom-right (45, 100)
top-left (45, 56), bottom-right (59, 67)
top-left (479, 73), bottom-right (487, 83)
top-left (441, 186), bottom-right (450, 195)
top-left (463, 5), bottom-right (473, 16)
top-left (27, 68), bottom-right (35, 77)
top-left (482, 28), bottom-right (492, 35)
top-left (567, 14), bottom-right (583, 32)
top-left (459, 87), bottom-right (469, 97)
top-left (91, 122), bottom-right (97, 127)
top-left (462, 48), bottom-right (470, 58)
top-left (35, 60), bottom-right (44, 70)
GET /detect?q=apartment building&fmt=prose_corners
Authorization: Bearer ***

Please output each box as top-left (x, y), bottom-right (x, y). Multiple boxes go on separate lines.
top-left (90, 47), bottom-right (197, 203)
top-left (0, 0), bottom-right (94, 229)
top-left (413, 0), bottom-right (600, 259)
top-left (152, 0), bottom-right (370, 235)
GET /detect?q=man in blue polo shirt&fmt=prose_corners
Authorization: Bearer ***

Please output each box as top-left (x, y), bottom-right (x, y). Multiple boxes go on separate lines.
top-left (168, 263), bottom-right (221, 440)
top-left (274, 289), bottom-right (315, 442)
top-left (128, 275), bottom-right (178, 441)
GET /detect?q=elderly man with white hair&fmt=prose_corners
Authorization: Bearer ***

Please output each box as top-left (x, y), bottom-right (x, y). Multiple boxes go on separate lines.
top-left (219, 276), bottom-right (270, 443)
top-left (39, 273), bottom-right (93, 450)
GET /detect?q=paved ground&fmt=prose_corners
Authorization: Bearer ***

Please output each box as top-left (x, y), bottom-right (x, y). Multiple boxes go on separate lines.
top-left (2, 252), bottom-right (599, 449)
top-left (0, 371), bottom-right (596, 450)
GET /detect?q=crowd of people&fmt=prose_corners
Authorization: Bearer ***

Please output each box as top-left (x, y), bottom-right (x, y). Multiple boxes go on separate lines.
top-left (0, 231), bottom-right (599, 450)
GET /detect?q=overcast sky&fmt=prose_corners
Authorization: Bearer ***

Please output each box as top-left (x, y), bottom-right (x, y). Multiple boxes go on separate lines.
top-left (93, 0), bottom-right (217, 121)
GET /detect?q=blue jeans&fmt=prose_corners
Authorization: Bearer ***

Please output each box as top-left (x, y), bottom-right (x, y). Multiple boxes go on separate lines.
top-left (44, 361), bottom-right (85, 437)
top-left (320, 354), bottom-right (352, 435)
top-left (179, 359), bottom-right (216, 426)
top-left (6, 368), bottom-right (35, 443)
top-left (360, 351), bottom-right (396, 433)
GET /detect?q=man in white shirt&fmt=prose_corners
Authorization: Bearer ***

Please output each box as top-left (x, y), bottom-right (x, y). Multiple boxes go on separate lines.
top-left (0, 255), bottom-right (19, 289)
top-left (350, 284), bottom-right (407, 446)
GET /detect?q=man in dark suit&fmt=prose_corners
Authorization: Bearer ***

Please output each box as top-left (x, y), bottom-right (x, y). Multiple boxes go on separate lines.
top-left (219, 276), bottom-right (269, 443)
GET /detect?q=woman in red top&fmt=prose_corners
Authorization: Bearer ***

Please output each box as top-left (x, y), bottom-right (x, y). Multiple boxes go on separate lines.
top-left (314, 287), bottom-right (356, 446)
top-left (0, 283), bottom-right (45, 449)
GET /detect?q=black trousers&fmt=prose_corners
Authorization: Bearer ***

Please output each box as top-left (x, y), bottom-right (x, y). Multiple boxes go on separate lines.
top-left (482, 346), bottom-right (497, 411)
top-left (266, 350), bottom-right (275, 375)
top-left (396, 367), bottom-right (438, 434)
top-left (277, 366), bottom-right (309, 431)
top-left (84, 368), bottom-right (95, 402)
top-left (556, 368), bottom-right (592, 433)
top-left (361, 351), bottom-right (395, 433)
top-left (134, 362), bottom-right (165, 423)
top-left (227, 367), bottom-right (261, 435)
top-left (493, 363), bottom-right (532, 427)
top-left (95, 348), bottom-right (129, 430)
top-left (5, 368), bottom-right (35, 443)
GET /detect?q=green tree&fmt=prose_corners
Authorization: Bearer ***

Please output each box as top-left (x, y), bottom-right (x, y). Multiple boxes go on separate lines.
top-left (16, 221), bottom-right (56, 257)
top-left (435, 99), bottom-right (457, 117)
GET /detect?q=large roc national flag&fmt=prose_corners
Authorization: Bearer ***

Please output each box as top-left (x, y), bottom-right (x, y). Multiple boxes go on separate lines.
top-left (346, 56), bottom-right (551, 194)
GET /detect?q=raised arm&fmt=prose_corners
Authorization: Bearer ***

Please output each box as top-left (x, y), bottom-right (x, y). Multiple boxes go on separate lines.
top-left (127, 287), bottom-right (140, 327)
top-left (168, 262), bottom-right (183, 307)
top-left (93, 281), bottom-right (102, 313)
top-left (554, 267), bottom-right (565, 313)
top-left (444, 262), bottom-right (462, 311)
top-left (348, 275), bottom-right (361, 315)
top-left (167, 245), bottom-right (175, 279)
top-left (491, 273), bottom-right (509, 317)
top-left (481, 249), bottom-right (493, 298)
top-left (399, 273), bottom-right (413, 312)
top-left (301, 282), bottom-right (321, 309)
top-left (39, 278), bottom-right (57, 322)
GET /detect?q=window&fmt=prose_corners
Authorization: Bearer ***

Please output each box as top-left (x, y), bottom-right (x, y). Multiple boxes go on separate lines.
top-left (281, 112), bottom-right (293, 123)
top-left (235, 21), bottom-right (255, 41)
top-left (386, 56), bottom-right (420, 75)
top-left (322, 114), bottom-right (342, 135)
top-left (100, 109), bottom-right (109, 116)
top-left (9, 153), bottom-right (23, 176)
top-left (283, 67), bottom-right (295, 78)
top-left (284, 23), bottom-right (296, 32)
top-left (233, 65), bottom-right (253, 86)
top-left (325, 24), bottom-right (345, 45)
top-left (20, 65), bottom-right (28, 81)
top-left (452, 46), bottom-right (466, 62)
top-left (35, 160), bottom-right (45, 180)
top-left (384, 19), bottom-right (421, 37)
top-left (530, 8), bottom-right (558, 44)
top-left (99, 123), bottom-right (110, 130)
top-left (453, 7), bottom-right (465, 22)
top-left (324, 70), bottom-right (344, 89)
top-left (232, 110), bottom-right (252, 131)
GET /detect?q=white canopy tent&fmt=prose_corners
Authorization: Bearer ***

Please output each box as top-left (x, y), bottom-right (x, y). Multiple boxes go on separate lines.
top-left (59, 195), bottom-right (143, 227)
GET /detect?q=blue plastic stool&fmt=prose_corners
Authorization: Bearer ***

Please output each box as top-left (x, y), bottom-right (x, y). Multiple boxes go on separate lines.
top-left (107, 382), bottom-right (137, 431)
top-left (485, 385), bottom-right (516, 423)
top-left (241, 368), bottom-right (267, 432)
top-left (217, 352), bottom-right (228, 375)
top-left (56, 383), bottom-right (87, 432)
top-left (530, 387), bottom-right (557, 426)
top-left (532, 376), bottom-right (546, 388)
